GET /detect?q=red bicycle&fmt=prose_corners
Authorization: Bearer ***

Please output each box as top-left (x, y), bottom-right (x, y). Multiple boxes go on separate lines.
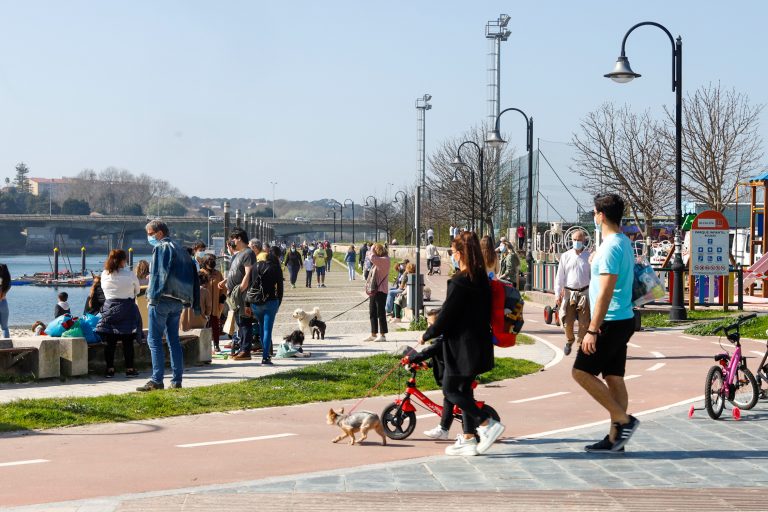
top-left (381, 361), bottom-right (500, 440)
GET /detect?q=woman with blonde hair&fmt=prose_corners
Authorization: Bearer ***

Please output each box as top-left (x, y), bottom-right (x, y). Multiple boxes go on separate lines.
top-left (134, 259), bottom-right (150, 286)
top-left (364, 243), bottom-right (390, 342)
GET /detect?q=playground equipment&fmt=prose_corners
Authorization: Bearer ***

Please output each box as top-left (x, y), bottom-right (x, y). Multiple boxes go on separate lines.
top-left (741, 173), bottom-right (768, 296)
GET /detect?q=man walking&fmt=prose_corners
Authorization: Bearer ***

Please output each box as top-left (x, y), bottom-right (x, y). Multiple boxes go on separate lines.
top-left (313, 244), bottom-right (327, 287)
top-left (516, 223), bottom-right (526, 251)
top-left (222, 229), bottom-right (256, 360)
top-left (572, 193), bottom-right (639, 453)
top-left (137, 219), bottom-right (199, 392)
top-left (554, 230), bottom-right (591, 356)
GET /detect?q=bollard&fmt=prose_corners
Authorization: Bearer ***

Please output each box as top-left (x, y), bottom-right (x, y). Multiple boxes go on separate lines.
top-left (81, 246), bottom-right (86, 275)
top-left (737, 265), bottom-right (744, 311)
top-left (128, 247), bottom-right (134, 270)
top-left (53, 247), bottom-right (59, 280)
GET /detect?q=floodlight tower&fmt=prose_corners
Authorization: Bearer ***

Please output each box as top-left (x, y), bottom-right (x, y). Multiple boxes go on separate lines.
top-left (486, 14), bottom-right (511, 126)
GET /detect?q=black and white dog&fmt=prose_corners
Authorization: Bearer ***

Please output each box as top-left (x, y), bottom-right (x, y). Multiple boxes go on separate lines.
top-left (309, 316), bottom-right (327, 340)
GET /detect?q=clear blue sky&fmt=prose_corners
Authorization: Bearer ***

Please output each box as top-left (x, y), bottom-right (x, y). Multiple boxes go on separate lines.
top-left (0, 0), bottom-right (766, 221)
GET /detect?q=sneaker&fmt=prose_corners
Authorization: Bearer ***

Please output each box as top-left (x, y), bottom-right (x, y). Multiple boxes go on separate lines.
top-left (231, 352), bottom-right (252, 360)
top-left (423, 425), bottom-right (450, 440)
top-left (374, 335), bottom-right (387, 342)
top-left (261, 358), bottom-right (274, 365)
top-left (445, 435), bottom-right (478, 456)
top-left (476, 418), bottom-right (506, 454)
top-left (585, 435), bottom-right (624, 453)
top-left (125, 368), bottom-right (139, 377)
top-left (170, 382), bottom-right (182, 389)
top-left (563, 342), bottom-right (573, 356)
top-left (291, 284), bottom-right (296, 289)
top-left (363, 335), bottom-right (376, 342)
top-left (612, 415), bottom-right (640, 451)
top-left (136, 380), bottom-right (163, 392)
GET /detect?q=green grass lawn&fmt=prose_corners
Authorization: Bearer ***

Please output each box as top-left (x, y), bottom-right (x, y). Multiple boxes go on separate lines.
top-left (642, 309), bottom-right (741, 329)
top-left (0, 353), bottom-right (541, 433)
top-left (683, 313), bottom-right (768, 338)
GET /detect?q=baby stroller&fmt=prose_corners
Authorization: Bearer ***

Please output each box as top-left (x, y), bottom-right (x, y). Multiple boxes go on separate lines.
top-left (427, 256), bottom-right (441, 275)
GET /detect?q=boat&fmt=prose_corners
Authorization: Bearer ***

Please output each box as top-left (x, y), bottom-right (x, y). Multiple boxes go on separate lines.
top-left (11, 271), bottom-right (92, 287)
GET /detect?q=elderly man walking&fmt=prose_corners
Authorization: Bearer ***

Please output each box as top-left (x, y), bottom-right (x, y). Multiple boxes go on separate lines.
top-left (137, 219), bottom-right (199, 392)
top-left (554, 230), bottom-right (591, 356)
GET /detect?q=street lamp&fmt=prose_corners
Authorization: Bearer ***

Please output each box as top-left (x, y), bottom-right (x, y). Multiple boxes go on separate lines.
top-left (416, 94), bottom-right (432, 187)
top-left (329, 200), bottom-right (342, 242)
top-left (605, 21), bottom-right (686, 321)
top-left (364, 195), bottom-right (378, 242)
top-left (344, 199), bottom-right (355, 243)
top-left (326, 208), bottom-right (337, 243)
top-left (394, 191), bottom-right (407, 245)
top-left (451, 141), bottom-right (486, 233)
top-left (487, 106), bottom-right (534, 291)
top-left (270, 181), bottom-right (277, 219)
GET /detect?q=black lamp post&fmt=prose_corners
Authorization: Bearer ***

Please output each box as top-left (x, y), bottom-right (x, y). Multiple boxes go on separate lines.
top-left (394, 190), bottom-right (407, 244)
top-left (487, 107), bottom-right (534, 291)
top-left (330, 200), bottom-right (342, 242)
top-left (326, 208), bottom-right (337, 243)
top-left (605, 21), bottom-right (686, 321)
top-left (364, 195), bottom-right (378, 242)
top-left (344, 199), bottom-right (355, 243)
top-left (451, 141), bottom-right (485, 234)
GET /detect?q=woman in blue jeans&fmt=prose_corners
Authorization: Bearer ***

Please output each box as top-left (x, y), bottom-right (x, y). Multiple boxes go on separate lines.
top-left (252, 247), bottom-right (285, 365)
top-left (0, 264), bottom-right (11, 338)
top-left (344, 245), bottom-right (356, 280)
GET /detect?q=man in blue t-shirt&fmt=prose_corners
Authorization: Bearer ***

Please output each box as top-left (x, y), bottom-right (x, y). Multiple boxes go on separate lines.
top-left (572, 193), bottom-right (640, 454)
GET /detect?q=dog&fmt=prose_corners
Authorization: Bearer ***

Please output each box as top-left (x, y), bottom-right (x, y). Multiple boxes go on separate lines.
top-left (292, 307), bottom-right (321, 334)
top-left (283, 329), bottom-right (305, 350)
top-left (309, 316), bottom-right (326, 340)
top-left (326, 407), bottom-right (387, 446)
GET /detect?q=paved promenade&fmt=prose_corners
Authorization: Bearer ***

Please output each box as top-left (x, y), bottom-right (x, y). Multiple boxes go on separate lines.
top-left (2, 256), bottom-right (768, 510)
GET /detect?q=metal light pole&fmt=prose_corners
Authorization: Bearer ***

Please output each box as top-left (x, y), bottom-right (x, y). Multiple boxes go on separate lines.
top-left (327, 208), bottom-right (337, 243)
top-left (416, 94), bottom-right (432, 188)
top-left (487, 107), bottom-right (534, 291)
top-left (206, 209), bottom-right (211, 247)
top-left (223, 201), bottom-right (230, 241)
top-left (344, 199), bottom-right (355, 243)
top-left (270, 181), bottom-right (277, 219)
top-left (485, 14), bottom-right (511, 126)
top-left (604, 21), bottom-right (686, 321)
top-left (451, 141), bottom-right (485, 234)
top-left (394, 191), bottom-right (407, 245)
top-left (365, 196), bottom-right (378, 242)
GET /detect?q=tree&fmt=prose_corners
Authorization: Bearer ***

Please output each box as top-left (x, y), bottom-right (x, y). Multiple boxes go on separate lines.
top-left (14, 162), bottom-right (30, 194)
top-left (662, 83), bottom-right (765, 212)
top-left (123, 203), bottom-right (143, 215)
top-left (62, 198), bottom-right (91, 215)
top-left (571, 103), bottom-right (673, 237)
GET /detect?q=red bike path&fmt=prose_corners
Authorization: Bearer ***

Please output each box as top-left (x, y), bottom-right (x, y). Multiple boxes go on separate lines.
top-left (1, 304), bottom-right (766, 507)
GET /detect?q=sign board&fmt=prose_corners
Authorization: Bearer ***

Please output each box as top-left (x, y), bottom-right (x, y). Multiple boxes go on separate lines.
top-left (690, 210), bottom-right (730, 276)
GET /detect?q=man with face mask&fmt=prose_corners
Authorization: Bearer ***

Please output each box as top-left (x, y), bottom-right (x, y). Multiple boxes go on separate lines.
top-left (554, 229), bottom-right (591, 356)
top-left (283, 243), bottom-right (302, 288)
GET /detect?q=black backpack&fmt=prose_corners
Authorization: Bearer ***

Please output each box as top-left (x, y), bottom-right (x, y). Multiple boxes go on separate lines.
top-left (247, 260), bottom-right (280, 305)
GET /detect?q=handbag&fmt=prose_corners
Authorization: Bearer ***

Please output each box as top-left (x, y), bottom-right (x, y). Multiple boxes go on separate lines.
top-left (632, 257), bottom-right (665, 306)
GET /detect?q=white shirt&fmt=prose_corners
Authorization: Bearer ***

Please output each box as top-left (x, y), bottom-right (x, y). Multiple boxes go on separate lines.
top-left (449, 225), bottom-right (454, 237)
top-left (554, 249), bottom-right (591, 298)
top-left (101, 267), bottom-right (140, 300)
top-left (426, 228), bottom-right (434, 238)
top-left (426, 244), bottom-right (439, 259)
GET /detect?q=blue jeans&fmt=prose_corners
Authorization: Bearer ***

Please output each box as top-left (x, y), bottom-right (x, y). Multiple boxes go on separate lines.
top-left (252, 299), bottom-right (280, 360)
top-left (147, 297), bottom-right (184, 386)
top-left (287, 265), bottom-right (300, 285)
top-left (385, 287), bottom-right (401, 314)
top-left (347, 261), bottom-right (355, 280)
top-left (0, 299), bottom-right (9, 338)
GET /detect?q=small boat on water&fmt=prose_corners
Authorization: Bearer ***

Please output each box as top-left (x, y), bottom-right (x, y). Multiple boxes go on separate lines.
top-left (11, 271), bottom-right (93, 287)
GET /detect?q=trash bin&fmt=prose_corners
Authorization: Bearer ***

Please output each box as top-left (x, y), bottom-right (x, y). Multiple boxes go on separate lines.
top-left (407, 273), bottom-right (425, 311)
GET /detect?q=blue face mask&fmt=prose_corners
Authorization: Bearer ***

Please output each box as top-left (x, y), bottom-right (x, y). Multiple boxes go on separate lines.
top-left (451, 254), bottom-right (460, 270)
top-left (573, 241), bottom-right (584, 251)
top-left (594, 214), bottom-right (602, 232)
top-left (148, 235), bottom-right (161, 247)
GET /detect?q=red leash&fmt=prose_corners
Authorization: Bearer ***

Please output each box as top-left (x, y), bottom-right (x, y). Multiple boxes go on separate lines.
top-left (346, 361), bottom-right (403, 414)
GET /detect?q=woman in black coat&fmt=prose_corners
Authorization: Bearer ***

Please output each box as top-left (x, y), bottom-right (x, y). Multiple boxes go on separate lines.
top-left (420, 231), bottom-right (506, 456)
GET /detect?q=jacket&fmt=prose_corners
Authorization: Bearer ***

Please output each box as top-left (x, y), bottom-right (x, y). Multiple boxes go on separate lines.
top-left (283, 250), bottom-right (303, 268)
top-left (203, 268), bottom-right (226, 317)
top-left (250, 257), bottom-right (284, 304)
top-left (408, 336), bottom-right (445, 386)
top-left (147, 237), bottom-right (200, 313)
top-left (499, 251), bottom-right (520, 282)
top-left (422, 272), bottom-right (494, 377)
top-left (95, 298), bottom-right (141, 335)
top-left (370, 255), bottom-right (391, 295)
top-left (344, 251), bottom-right (356, 263)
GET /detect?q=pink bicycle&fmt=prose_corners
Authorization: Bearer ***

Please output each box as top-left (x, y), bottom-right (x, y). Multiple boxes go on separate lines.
top-left (698, 314), bottom-right (760, 420)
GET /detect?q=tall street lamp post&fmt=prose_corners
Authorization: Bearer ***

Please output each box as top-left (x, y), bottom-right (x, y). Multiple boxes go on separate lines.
top-left (326, 208), bottom-right (337, 243)
top-left (270, 181), bottom-right (277, 219)
top-left (364, 196), bottom-right (378, 242)
top-left (487, 107), bottom-right (534, 291)
top-left (344, 199), bottom-right (355, 243)
top-left (394, 191), bottom-right (407, 245)
top-left (451, 141), bottom-right (485, 234)
top-left (604, 21), bottom-right (686, 321)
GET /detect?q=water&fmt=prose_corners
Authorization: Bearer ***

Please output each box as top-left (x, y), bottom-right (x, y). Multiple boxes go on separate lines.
top-left (0, 253), bottom-right (152, 327)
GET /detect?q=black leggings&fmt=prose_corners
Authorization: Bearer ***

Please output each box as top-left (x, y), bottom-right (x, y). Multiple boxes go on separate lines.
top-left (369, 292), bottom-right (388, 334)
top-left (102, 333), bottom-right (135, 370)
top-left (442, 375), bottom-right (489, 435)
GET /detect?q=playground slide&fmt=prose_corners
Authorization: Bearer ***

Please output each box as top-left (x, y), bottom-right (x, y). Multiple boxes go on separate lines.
top-left (744, 252), bottom-right (768, 287)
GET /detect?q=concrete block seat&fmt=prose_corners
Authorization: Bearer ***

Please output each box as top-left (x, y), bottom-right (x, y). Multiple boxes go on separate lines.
top-left (1, 338), bottom-right (61, 379)
top-left (0, 339), bottom-right (39, 378)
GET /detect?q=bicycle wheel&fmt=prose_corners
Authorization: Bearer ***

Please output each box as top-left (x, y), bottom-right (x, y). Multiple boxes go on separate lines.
top-left (731, 367), bottom-right (759, 410)
top-left (704, 365), bottom-right (725, 419)
top-left (381, 402), bottom-right (416, 440)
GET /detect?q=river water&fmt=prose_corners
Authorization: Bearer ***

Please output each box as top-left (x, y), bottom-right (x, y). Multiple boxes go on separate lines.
top-left (0, 253), bottom-right (152, 327)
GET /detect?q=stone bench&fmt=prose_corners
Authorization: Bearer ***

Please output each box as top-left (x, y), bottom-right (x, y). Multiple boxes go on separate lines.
top-left (0, 337), bottom-right (74, 379)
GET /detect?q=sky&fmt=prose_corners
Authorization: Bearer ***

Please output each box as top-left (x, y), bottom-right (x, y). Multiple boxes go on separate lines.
top-left (1, 0), bottom-right (766, 222)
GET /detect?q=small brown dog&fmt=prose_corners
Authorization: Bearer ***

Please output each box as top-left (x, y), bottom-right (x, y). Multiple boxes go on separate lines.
top-left (326, 408), bottom-right (387, 446)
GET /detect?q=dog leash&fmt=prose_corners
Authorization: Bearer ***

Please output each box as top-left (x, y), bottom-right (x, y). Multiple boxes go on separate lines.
top-left (323, 296), bottom-right (371, 323)
top-left (346, 345), bottom-right (422, 414)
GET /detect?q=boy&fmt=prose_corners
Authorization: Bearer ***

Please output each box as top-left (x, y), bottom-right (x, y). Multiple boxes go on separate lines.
top-left (54, 292), bottom-right (71, 318)
top-left (304, 252), bottom-right (315, 288)
top-left (402, 308), bottom-right (454, 439)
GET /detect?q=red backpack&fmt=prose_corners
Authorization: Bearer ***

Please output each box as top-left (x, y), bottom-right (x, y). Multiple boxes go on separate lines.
top-left (489, 279), bottom-right (524, 347)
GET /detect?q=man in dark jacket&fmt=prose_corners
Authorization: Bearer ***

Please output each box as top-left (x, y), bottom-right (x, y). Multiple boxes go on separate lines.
top-left (137, 219), bottom-right (199, 392)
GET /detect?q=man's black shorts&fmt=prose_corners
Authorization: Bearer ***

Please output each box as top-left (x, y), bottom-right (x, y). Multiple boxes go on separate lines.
top-left (573, 317), bottom-right (635, 377)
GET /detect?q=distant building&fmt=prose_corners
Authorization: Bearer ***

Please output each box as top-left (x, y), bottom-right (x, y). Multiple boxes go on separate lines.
top-left (28, 177), bottom-right (77, 202)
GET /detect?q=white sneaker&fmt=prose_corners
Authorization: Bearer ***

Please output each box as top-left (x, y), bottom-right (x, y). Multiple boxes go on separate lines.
top-left (445, 434), bottom-right (478, 456)
top-left (476, 418), bottom-right (506, 454)
top-left (363, 335), bottom-right (376, 342)
top-left (374, 335), bottom-right (387, 342)
top-left (423, 425), bottom-right (449, 440)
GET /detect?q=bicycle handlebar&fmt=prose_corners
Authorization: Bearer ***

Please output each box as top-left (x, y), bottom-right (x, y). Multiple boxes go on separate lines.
top-left (713, 313), bottom-right (758, 335)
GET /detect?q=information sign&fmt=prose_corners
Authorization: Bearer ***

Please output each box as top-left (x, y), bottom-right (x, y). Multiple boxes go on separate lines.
top-left (690, 211), bottom-right (730, 276)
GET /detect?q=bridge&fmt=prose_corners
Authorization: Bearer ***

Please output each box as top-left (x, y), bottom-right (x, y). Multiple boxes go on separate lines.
top-left (0, 214), bottom-right (375, 249)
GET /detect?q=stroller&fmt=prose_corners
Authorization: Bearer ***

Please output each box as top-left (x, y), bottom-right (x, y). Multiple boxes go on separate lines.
top-left (427, 256), bottom-right (441, 275)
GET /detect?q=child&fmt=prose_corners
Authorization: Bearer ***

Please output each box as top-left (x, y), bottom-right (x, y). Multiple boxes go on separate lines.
top-left (402, 308), bottom-right (454, 440)
top-left (54, 292), bottom-right (71, 318)
top-left (303, 253), bottom-right (315, 288)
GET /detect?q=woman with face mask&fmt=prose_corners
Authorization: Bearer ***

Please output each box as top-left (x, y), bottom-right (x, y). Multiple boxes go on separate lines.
top-left (283, 243), bottom-right (303, 289)
top-left (498, 242), bottom-right (521, 286)
top-left (201, 254), bottom-right (226, 352)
